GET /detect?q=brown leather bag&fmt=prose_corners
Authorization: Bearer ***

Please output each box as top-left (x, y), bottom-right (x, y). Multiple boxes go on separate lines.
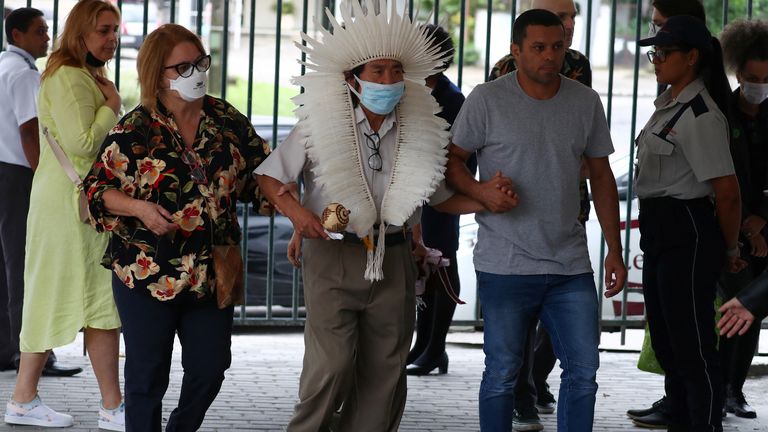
top-left (212, 245), bottom-right (244, 308)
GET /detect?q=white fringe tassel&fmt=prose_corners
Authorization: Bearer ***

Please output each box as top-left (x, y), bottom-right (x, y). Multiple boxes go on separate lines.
top-left (364, 223), bottom-right (388, 281)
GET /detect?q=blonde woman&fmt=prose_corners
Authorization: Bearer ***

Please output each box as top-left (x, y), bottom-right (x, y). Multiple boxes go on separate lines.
top-left (4, 0), bottom-right (124, 429)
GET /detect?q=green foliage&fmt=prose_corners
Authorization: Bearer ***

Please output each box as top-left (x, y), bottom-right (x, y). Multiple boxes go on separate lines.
top-left (224, 79), bottom-right (300, 117)
top-left (113, 70), bottom-right (299, 118)
top-left (703, 0), bottom-right (768, 35)
top-left (114, 70), bottom-right (141, 112)
top-left (272, 0), bottom-right (296, 15)
top-left (463, 43), bottom-right (481, 65)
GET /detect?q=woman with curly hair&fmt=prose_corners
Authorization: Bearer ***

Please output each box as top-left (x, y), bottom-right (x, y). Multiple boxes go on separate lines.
top-left (716, 17), bottom-right (768, 420)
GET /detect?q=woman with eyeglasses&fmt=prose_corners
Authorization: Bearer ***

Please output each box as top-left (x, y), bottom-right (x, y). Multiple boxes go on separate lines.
top-left (4, 0), bottom-right (125, 429)
top-left (83, 24), bottom-right (270, 431)
top-left (626, 2), bottom-right (709, 428)
top-left (634, 15), bottom-right (744, 432)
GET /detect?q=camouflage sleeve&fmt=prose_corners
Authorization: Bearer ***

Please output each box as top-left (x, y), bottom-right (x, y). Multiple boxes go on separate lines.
top-left (487, 54), bottom-right (516, 82)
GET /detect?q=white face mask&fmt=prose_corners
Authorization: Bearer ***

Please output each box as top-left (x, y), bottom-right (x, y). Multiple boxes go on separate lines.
top-left (741, 81), bottom-right (768, 105)
top-left (169, 68), bottom-right (207, 102)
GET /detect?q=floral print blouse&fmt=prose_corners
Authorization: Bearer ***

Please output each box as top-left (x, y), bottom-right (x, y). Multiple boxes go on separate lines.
top-left (85, 96), bottom-right (271, 301)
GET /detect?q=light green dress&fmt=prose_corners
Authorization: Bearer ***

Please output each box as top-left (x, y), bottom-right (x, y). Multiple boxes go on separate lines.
top-left (20, 66), bottom-right (120, 352)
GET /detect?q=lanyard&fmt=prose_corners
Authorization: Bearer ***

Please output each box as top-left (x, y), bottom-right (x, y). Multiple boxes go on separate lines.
top-left (0, 50), bottom-right (38, 71)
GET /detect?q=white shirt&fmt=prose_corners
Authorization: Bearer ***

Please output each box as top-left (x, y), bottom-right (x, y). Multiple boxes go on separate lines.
top-left (255, 105), bottom-right (452, 232)
top-left (0, 45), bottom-right (41, 168)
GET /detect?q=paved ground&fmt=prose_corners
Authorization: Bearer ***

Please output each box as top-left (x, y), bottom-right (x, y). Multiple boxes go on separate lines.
top-left (1, 329), bottom-right (767, 431)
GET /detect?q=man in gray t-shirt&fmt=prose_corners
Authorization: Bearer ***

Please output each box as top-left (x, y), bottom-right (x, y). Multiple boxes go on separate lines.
top-left (445, 9), bottom-right (627, 432)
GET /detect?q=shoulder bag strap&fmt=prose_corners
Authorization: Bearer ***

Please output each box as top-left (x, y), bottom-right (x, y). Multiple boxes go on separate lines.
top-left (42, 126), bottom-right (84, 190)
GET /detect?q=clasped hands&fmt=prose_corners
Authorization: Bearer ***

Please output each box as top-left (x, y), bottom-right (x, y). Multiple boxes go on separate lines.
top-left (476, 170), bottom-right (519, 213)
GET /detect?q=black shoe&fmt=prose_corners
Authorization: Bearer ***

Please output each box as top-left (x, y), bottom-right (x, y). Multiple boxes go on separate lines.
top-left (631, 411), bottom-right (670, 429)
top-left (627, 396), bottom-right (668, 420)
top-left (406, 352), bottom-right (448, 376)
top-left (534, 388), bottom-right (556, 414)
top-left (41, 361), bottom-right (83, 377)
top-left (726, 392), bottom-right (757, 419)
top-left (512, 408), bottom-right (543, 431)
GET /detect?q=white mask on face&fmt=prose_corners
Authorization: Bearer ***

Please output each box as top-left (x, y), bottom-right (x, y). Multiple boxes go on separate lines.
top-left (741, 81), bottom-right (768, 105)
top-left (169, 68), bottom-right (207, 102)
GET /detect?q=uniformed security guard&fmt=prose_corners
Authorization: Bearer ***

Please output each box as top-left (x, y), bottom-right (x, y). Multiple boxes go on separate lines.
top-left (635, 15), bottom-right (744, 432)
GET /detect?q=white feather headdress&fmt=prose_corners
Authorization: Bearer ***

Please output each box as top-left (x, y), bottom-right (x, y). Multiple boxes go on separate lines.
top-left (291, 0), bottom-right (452, 281)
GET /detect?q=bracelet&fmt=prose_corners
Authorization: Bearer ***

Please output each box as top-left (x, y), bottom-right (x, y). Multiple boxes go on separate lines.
top-left (726, 247), bottom-right (740, 258)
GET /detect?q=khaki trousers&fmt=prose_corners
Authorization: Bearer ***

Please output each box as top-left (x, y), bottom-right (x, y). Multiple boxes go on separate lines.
top-left (287, 238), bottom-right (417, 432)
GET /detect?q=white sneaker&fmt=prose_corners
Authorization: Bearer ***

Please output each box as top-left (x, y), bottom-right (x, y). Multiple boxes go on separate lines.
top-left (4, 395), bottom-right (74, 427)
top-left (98, 401), bottom-right (125, 431)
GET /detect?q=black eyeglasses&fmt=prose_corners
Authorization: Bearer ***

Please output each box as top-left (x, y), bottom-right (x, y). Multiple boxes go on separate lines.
top-left (364, 132), bottom-right (382, 172)
top-left (646, 48), bottom-right (684, 64)
top-left (180, 148), bottom-right (208, 185)
top-left (164, 55), bottom-right (211, 78)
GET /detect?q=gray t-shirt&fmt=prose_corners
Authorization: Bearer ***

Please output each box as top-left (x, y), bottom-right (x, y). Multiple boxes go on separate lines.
top-left (451, 71), bottom-right (614, 275)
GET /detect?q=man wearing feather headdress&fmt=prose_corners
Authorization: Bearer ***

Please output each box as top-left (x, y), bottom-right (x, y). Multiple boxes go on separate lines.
top-left (255, 0), bottom-right (517, 430)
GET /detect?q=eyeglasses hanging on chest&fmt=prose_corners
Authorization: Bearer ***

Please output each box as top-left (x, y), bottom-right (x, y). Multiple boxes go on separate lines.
top-left (364, 132), bottom-right (382, 172)
top-left (180, 147), bottom-right (208, 185)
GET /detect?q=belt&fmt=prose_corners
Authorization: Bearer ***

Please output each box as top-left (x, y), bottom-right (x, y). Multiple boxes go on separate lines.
top-left (638, 196), bottom-right (712, 211)
top-left (341, 230), bottom-right (411, 246)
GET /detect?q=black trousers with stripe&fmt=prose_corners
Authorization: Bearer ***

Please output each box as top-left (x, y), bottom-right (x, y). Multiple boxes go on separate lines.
top-left (639, 197), bottom-right (724, 432)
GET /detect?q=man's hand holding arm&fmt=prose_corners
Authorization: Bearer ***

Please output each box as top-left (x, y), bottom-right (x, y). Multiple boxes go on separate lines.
top-left (717, 297), bottom-right (755, 338)
top-left (257, 174), bottom-right (329, 240)
top-left (586, 156), bottom-right (627, 298)
top-left (445, 143), bottom-right (518, 213)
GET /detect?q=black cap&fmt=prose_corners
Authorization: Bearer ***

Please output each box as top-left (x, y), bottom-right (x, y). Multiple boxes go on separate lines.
top-left (638, 15), bottom-right (711, 49)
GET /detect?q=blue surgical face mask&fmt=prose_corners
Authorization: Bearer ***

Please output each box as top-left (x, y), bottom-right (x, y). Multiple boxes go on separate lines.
top-left (348, 76), bottom-right (405, 115)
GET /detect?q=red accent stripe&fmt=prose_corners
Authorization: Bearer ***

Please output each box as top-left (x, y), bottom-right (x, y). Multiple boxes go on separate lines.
top-left (619, 219), bottom-right (640, 230)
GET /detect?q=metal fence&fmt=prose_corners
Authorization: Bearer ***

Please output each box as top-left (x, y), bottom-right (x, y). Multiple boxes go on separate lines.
top-left (1, 0), bottom-right (767, 335)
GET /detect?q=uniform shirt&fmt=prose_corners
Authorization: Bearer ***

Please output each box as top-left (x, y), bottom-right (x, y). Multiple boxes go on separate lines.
top-left (84, 96), bottom-right (271, 301)
top-left (635, 79), bottom-right (734, 200)
top-left (255, 105), bottom-right (452, 232)
top-left (0, 45), bottom-right (40, 168)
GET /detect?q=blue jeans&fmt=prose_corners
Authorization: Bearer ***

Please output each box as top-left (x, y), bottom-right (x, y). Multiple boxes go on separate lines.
top-left (477, 272), bottom-right (600, 432)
